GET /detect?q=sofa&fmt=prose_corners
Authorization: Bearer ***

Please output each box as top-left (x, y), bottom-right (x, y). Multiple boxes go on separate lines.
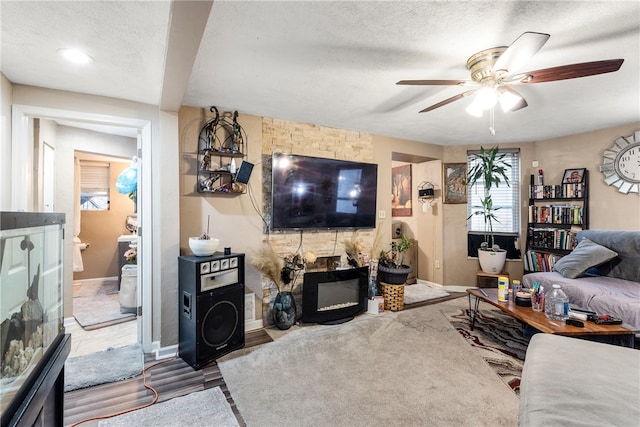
top-left (519, 333), bottom-right (640, 426)
top-left (523, 230), bottom-right (640, 334)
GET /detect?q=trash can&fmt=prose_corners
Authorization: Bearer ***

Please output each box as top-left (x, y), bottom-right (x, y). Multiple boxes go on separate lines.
top-left (120, 264), bottom-right (137, 314)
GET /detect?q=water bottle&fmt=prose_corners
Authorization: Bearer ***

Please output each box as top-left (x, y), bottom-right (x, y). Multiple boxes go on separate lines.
top-left (368, 278), bottom-right (378, 299)
top-left (545, 284), bottom-right (569, 321)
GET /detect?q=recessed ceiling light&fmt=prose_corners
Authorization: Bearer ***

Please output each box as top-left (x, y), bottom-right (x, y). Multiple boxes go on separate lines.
top-left (58, 48), bottom-right (94, 64)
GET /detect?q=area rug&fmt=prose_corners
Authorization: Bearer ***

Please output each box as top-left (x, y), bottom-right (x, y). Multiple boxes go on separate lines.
top-left (403, 280), bottom-right (449, 304)
top-left (218, 299), bottom-right (518, 427)
top-left (73, 279), bottom-right (135, 330)
top-left (65, 344), bottom-right (143, 392)
top-left (98, 387), bottom-right (239, 427)
top-left (443, 303), bottom-right (529, 395)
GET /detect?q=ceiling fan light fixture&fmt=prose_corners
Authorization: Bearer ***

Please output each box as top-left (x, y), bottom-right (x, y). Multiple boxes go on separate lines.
top-left (475, 87), bottom-right (498, 109)
top-left (465, 101), bottom-right (484, 117)
top-left (58, 48), bottom-right (93, 64)
top-left (497, 88), bottom-right (523, 112)
top-left (465, 87), bottom-right (497, 116)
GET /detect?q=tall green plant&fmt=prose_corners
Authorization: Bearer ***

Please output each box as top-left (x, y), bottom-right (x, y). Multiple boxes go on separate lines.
top-left (466, 146), bottom-right (511, 250)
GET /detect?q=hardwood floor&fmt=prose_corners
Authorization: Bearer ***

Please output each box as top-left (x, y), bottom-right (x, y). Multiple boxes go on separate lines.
top-left (63, 329), bottom-right (272, 427)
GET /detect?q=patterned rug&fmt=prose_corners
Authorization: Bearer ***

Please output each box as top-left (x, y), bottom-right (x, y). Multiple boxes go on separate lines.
top-left (443, 305), bottom-right (529, 395)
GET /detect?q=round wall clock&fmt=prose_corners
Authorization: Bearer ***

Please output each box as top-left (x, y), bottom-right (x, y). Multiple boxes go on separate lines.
top-left (599, 130), bottom-right (640, 194)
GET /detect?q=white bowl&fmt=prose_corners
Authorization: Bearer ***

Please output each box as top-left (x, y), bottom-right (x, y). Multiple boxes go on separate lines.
top-left (188, 237), bottom-right (220, 256)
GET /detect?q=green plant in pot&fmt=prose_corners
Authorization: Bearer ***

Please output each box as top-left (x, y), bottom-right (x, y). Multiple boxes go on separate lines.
top-left (466, 146), bottom-right (511, 274)
top-left (377, 234), bottom-right (414, 284)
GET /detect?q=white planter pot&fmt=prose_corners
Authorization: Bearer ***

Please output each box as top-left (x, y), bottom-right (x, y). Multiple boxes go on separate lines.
top-left (477, 249), bottom-right (507, 274)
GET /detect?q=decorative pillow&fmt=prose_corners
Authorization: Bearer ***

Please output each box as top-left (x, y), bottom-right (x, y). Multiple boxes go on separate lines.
top-left (552, 238), bottom-right (618, 279)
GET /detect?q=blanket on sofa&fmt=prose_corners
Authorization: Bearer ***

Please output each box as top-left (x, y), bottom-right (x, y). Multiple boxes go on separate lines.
top-left (523, 230), bottom-right (640, 333)
top-left (523, 271), bottom-right (640, 331)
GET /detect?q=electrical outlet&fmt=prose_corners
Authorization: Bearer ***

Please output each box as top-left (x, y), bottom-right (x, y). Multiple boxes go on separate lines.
top-left (532, 160), bottom-right (539, 168)
top-left (435, 260), bottom-right (441, 269)
top-left (378, 210), bottom-right (386, 219)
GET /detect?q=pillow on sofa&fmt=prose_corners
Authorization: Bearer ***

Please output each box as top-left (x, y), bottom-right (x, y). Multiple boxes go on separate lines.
top-left (552, 238), bottom-right (618, 279)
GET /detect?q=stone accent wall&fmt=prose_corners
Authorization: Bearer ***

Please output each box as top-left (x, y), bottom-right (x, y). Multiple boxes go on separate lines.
top-left (260, 118), bottom-right (379, 325)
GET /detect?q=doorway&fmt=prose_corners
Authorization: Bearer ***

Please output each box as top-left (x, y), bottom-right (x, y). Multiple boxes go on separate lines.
top-left (11, 104), bottom-right (152, 353)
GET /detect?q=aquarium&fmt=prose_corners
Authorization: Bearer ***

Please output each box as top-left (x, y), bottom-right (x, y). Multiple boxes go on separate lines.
top-left (1, 212), bottom-right (65, 420)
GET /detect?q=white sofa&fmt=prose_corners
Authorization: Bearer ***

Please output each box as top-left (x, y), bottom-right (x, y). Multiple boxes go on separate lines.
top-left (519, 334), bottom-right (640, 426)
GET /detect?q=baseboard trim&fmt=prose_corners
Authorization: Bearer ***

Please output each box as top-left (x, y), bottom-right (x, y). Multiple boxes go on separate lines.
top-left (152, 342), bottom-right (179, 360)
top-left (245, 318), bottom-right (263, 331)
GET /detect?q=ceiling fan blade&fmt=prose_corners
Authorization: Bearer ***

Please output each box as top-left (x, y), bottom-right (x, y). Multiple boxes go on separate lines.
top-left (515, 59), bottom-right (624, 84)
top-left (419, 90), bottom-right (476, 113)
top-left (397, 79), bottom-right (471, 86)
top-left (498, 86), bottom-right (528, 112)
top-left (493, 31), bottom-right (550, 74)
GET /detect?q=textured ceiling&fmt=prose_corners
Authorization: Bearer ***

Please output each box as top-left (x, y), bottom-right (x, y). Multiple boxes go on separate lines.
top-left (1, 1), bottom-right (639, 145)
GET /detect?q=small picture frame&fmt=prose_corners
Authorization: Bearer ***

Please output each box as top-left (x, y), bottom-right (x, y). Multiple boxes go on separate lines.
top-left (443, 163), bottom-right (467, 204)
top-left (562, 168), bottom-right (586, 184)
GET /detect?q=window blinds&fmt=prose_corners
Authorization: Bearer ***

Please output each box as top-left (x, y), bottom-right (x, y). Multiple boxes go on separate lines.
top-left (466, 149), bottom-right (520, 235)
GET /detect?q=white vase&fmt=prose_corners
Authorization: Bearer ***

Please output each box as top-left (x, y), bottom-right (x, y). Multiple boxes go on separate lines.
top-left (477, 249), bottom-right (507, 274)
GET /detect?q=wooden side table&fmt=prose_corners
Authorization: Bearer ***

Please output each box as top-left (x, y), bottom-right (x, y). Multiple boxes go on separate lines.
top-left (476, 270), bottom-right (509, 288)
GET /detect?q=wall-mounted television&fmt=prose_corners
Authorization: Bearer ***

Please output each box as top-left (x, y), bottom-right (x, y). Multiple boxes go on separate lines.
top-left (271, 153), bottom-right (378, 231)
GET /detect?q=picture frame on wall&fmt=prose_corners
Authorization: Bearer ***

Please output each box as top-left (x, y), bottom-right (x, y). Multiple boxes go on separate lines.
top-left (562, 168), bottom-right (586, 184)
top-left (443, 163), bottom-right (467, 204)
top-left (392, 164), bottom-right (412, 217)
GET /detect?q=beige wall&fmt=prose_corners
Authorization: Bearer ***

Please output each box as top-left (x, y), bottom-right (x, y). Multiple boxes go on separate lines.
top-left (532, 125), bottom-right (640, 231)
top-left (178, 108), bottom-right (444, 324)
top-left (75, 161), bottom-right (136, 280)
top-left (180, 107), bottom-right (639, 324)
top-left (441, 122), bottom-right (640, 287)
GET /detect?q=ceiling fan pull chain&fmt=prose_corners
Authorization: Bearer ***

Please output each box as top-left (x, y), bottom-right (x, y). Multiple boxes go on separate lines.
top-left (489, 107), bottom-right (496, 136)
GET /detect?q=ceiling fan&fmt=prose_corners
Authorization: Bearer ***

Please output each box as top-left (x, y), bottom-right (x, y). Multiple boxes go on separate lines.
top-left (397, 32), bottom-right (624, 116)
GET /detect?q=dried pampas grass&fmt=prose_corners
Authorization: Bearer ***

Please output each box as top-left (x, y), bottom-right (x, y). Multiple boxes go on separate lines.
top-left (368, 227), bottom-right (384, 260)
top-left (344, 231), bottom-right (365, 267)
top-left (253, 243), bottom-right (284, 290)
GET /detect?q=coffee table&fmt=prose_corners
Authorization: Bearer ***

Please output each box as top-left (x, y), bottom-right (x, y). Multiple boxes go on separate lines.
top-left (466, 288), bottom-right (634, 347)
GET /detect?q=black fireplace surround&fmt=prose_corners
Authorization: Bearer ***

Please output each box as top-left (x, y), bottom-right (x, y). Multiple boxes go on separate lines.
top-left (301, 266), bottom-right (368, 324)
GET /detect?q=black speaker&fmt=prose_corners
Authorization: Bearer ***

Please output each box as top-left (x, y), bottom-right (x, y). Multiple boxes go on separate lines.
top-left (178, 254), bottom-right (245, 369)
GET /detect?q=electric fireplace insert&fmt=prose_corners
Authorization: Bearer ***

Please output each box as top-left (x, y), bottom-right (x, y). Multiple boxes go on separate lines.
top-left (301, 266), bottom-right (368, 324)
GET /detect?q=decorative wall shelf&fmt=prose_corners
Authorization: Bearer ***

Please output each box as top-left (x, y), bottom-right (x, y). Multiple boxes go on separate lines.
top-left (197, 106), bottom-right (248, 194)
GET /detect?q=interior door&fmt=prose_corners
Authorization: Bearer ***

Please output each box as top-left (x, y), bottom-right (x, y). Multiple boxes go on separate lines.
top-left (42, 142), bottom-right (55, 212)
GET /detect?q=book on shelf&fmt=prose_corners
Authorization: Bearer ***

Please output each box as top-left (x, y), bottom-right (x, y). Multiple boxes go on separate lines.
top-left (524, 250), bottom-right (562, 272)
top-left (527, 205), bottom-right (583, 224)
top-left (529, 182), bottom-right (585, 199)
top-left (527, 227), bottom-right (579, 251)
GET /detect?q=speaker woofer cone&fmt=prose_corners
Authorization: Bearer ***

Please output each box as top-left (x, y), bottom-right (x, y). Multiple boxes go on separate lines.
top-left (201, 300), bottom-right (239, 347)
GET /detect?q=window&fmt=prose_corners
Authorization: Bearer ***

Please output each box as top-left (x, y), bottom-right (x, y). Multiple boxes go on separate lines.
top-left (467, 148), bottom-right (520, 257)
top-left (80, 161), bottom-right (110, 210)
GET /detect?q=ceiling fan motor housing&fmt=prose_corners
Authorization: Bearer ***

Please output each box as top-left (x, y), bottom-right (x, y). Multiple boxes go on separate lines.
top-left (466, 47), bottom-right (508, 83)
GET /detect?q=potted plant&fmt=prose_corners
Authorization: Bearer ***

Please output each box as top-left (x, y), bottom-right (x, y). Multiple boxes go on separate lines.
top-left (466, 146), bottom-right (511, 274)
top-left (377, 234), bottom-right (414, 284)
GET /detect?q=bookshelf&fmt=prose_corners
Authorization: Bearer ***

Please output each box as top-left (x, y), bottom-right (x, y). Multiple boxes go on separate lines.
top-left (524, 169), bottom-right (589, 273)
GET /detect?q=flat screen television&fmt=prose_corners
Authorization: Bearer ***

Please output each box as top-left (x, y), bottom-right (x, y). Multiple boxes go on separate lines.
top-left (271, 153), bottom-right (378, 231)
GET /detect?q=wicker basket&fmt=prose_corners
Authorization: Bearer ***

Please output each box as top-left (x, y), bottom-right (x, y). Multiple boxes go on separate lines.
top-left (380, 282), bottom-right (405, 311)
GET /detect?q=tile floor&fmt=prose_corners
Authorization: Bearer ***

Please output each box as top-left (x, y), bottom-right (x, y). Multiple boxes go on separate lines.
top-left (65, 317), bottom-right (138, 358)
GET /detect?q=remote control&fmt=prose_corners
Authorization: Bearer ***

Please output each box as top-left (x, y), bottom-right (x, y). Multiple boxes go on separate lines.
top-left (570, 307), bottom-right (597, 315)
top-left (565, 318), bottom-right (584, 327)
